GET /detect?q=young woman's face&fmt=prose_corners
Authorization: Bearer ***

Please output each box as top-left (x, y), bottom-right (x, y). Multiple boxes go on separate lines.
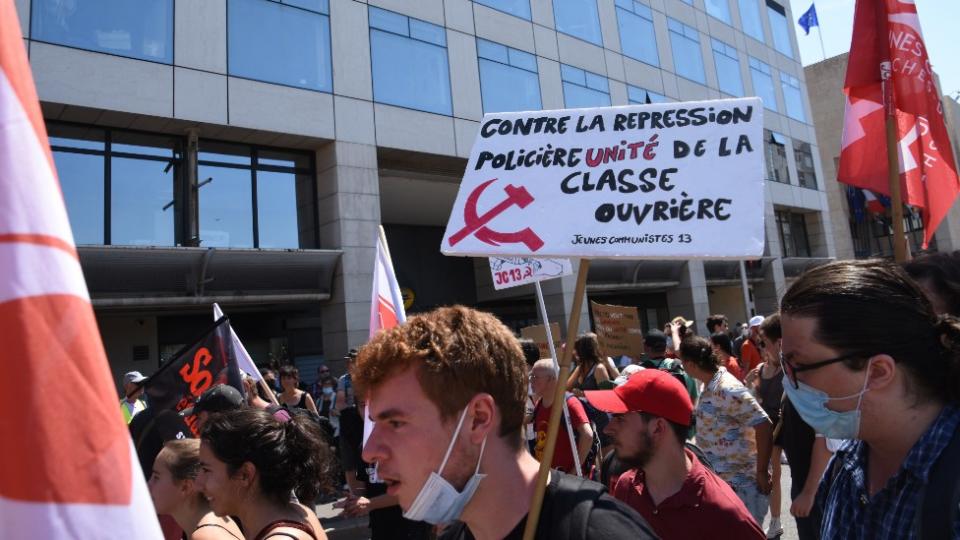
top-left (280, 375), bottom-right (298, 392)
top-left (148, 449), bottom-right (182, 515)
top-left (196, 441), bottom-right (243, 517)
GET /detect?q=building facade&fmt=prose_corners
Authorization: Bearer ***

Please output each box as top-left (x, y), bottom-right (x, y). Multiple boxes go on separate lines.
top-left (15, 0), bottom-right (833, 384)
top-left (805, 54), bottom-right (960, 262)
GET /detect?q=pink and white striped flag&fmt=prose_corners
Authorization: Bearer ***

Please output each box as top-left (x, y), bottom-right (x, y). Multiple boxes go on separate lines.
top-left (363, 228), bottom-right (406, 448)
top-left (369, 229), bottom-right (406, 337)
top-left (0, 1), bottom-right (162, 537)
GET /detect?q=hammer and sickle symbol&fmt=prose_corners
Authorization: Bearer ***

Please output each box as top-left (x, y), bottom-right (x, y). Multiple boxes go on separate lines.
top-left (448, 179), bottom-right (544, 251)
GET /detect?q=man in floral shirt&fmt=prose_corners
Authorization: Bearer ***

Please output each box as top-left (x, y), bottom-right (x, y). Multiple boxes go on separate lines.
top-left (677, 336), bottom-right (774, 528)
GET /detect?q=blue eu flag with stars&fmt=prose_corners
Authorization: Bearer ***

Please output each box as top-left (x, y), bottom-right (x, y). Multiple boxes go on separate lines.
top-left (798, 3), bottom-right (819, 35)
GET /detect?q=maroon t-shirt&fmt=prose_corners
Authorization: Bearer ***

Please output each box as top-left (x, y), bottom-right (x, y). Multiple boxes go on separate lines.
top-left (612, 449), bottom-right (765, 539)
top-left (534, 396), bottom-right (589, 473)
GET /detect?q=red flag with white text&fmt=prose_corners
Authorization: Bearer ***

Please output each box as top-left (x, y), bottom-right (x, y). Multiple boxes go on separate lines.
top-left (0, 1), bottom-right (162, 537)
top-left (838, 0), bottom-right (959, 247)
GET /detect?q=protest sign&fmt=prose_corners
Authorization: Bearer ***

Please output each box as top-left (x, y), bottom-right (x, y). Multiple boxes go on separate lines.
top-left (142, 316), bottom-right (243, 438)
top-left (489, 257), bottom-right (573, 290)
top-left (591, 302), bottom-right (644, 360)
top-left (441, 98), bottom-right (764, 259)
top-left (521, 322), bottom-right (563, 360)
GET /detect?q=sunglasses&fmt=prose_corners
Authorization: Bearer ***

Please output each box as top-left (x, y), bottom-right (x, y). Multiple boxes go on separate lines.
top-left (780, 351), bottom-right (863, 389)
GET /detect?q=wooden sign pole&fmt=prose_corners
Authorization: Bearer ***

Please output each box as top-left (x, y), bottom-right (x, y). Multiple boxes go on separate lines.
top-left (522, 259), bottom-right (590, 540)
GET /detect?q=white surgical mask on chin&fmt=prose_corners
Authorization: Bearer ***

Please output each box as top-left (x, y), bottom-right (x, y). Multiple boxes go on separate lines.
top-left (402, 408), bottom-right (487, 525)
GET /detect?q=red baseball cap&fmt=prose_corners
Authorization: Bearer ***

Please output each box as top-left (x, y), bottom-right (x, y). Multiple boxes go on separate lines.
top-left (584, 369), bottom-right (693, 426)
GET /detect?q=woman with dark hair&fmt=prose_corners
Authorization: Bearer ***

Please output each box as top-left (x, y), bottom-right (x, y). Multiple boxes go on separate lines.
top-left (710, 332), bottom-right (743, 380)
top-left (198, 409), bottom-right (333, 540)
top-left (566, 332), bottom-right (611, 394)
top-left (278, 365), bottom-right (319, 415)
top-left (678, 335), bottom-right (773, 529)
top-left (779, 259), bottom-right (960, 539)
top-left (150, 439), bottom-right (244, 539)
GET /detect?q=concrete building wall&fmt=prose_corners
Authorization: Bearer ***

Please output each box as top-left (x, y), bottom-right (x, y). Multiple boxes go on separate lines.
top-left (17, 0), bottom-right (834, 361)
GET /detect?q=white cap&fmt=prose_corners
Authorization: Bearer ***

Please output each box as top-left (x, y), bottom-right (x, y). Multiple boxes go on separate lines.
top-left (123, 371), bottom-right (147, 384)
top-left (748, 315), bottom-right (765, 327)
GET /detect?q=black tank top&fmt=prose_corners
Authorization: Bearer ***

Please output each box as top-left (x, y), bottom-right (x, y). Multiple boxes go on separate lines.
top-left (757, 365), bottom-right (784, 423)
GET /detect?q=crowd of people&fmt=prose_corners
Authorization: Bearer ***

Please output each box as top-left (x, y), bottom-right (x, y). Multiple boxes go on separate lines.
top-left (119, 253), bottom-right (960, 539)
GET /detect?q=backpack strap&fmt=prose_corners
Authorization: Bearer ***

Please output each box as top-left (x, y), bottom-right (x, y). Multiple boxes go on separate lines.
top-left (547, 472), bottom-right (607, 540)
top-left (914, 426), bottom-right (960, 539)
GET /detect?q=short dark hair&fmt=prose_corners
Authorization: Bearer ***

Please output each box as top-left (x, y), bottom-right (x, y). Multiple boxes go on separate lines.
top-left (519, 338), bottom-right (541, 368)
top-left (706, 314), bottom-right (728, 334)
top-left (639, 412), bottom-right (688, 445)
top-left (278, 365), bottom-right (299, 380)
top-left (760, 314), bottom-right (781, 341)
top-left (710, 332), bottom-right (734, 356)
top-left (678, 336), bottom-right (720, 373)
top-left (903, 251), bottom-right (960, 315)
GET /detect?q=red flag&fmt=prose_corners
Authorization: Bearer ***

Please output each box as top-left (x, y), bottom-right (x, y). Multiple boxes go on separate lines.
top-left (0, 1), bottom-right (162, 536)
top-left (838, 0), bottom-right (959, 247)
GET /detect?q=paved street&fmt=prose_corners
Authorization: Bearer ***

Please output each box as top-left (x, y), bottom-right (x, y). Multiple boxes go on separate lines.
top-left (317, 463), bottom-right (804, 540)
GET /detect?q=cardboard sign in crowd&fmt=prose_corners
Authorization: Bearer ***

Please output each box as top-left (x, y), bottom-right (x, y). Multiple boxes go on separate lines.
top-left (442, 98), bottom-right (764, 259)
top-left (591, 302), bottom-right (645, 360)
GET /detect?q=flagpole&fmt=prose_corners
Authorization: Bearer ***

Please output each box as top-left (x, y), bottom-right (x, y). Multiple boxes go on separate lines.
top-left (816, 25), bottom-right (827, 61)
top-left (883, 75), bottom-right (909, 262)
top-left (523, 259), bottom-right (590, 540)
top-left (533, 280), bottom-right (583, 478)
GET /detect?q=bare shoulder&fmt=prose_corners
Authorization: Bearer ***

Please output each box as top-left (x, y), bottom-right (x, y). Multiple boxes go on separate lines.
top-left (190, 520), bottom-right (244, 540)
top-left (292, 502), bottom-right (327, 540)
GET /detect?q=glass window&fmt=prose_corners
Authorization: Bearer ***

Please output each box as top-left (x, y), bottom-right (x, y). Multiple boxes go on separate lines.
top-left (667, 18), bottom-right (705, 84)
top-left (749, 57), bottom-right (777, 112)
top-left (111, 157), bottom-right (175, 246)
top-left (256, 170), bottom-right (300, 248)
top-left (228, 0), bottom-right (332, 92)
top-left (615, 1), bottom-right (659, 67)
top-left (198, 164), bottom-right (254, 248)
top-left (369, 7), bottom-right (452, 115)
top-left (477, 39), bottom-right (542, 113)
top-left (764, 129), bottom-right (790, 184)
top-left (705, 0), bottom-right (731, 24)
top-left (53, 151), bottom-right (104, 245)
top-left (553, 0), bottom-right (603, 46)
top-left (766, 0), bottom-right (793, 58)
top-left (627, 85), bottom-right (668, 104)
top-left (198, 143), bottom-right (315, 249)
top-left (561, 64), bottom-right (610, 108)
top-left (738, 0), bottom-right (765, 41)
top-left (711, 39), bottom-right (743, 96)
top-left (31, 0), bottom-right (173, 63)
top-left (48, 124), bottom-right (180, 246)
top-left (780, 73), bottom-right (806, 122)
top-left (474, 0), bottom-right (531, 19)
top-left (793, 140), bottom-right (817, 189)
top-left (776, 210), bottom-right (811, 257)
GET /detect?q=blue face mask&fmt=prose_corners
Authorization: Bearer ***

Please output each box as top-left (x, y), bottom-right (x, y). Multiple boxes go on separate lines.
top-left (781, 363), bottom-right (871, 439)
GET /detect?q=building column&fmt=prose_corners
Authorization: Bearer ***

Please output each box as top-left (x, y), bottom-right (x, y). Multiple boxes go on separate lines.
top-left (753, 258), bottom-right (786, 316)
top-left (666, 260), bottom-right (711, 336)
top-left (317, 141), bottom-right (381, 374)
top-left (538, 260), bottom-right (591, 340)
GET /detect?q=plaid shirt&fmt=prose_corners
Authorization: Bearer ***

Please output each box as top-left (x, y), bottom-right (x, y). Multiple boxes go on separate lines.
top-left (817, 404), bottom-right (960, 539)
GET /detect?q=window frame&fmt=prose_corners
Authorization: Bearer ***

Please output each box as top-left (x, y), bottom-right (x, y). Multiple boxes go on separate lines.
top-left (476, 38), bottom-right (542, 114)
top-left (667, 18), bottom-right (706, 84)
top-left (48, 122), bottom-right (183, 246)
top-left (614, 0), bottom-right (660, 67)
top-left (368, 6), bottom-right (454, 116)
top-left (226, 0), bottom-right (334, 93)
top-left (711, 38), bottom-right (743, 97)
top-left (560, 64), bottom-right (611, 108)
top-left (552, 0), bottom-right (604, 46)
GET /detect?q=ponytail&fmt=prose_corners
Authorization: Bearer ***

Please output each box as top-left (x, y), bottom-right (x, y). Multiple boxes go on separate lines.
top-left (679, 336), bottom-right (720, 372)
top-left (202, 408), bottom-right (334, 505)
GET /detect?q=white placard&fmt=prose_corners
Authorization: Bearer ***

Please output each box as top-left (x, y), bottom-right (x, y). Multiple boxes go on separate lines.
top-left (441, 98), bottom-right (764, 259)
top-left (488, 257), bottom-right (573, 290)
